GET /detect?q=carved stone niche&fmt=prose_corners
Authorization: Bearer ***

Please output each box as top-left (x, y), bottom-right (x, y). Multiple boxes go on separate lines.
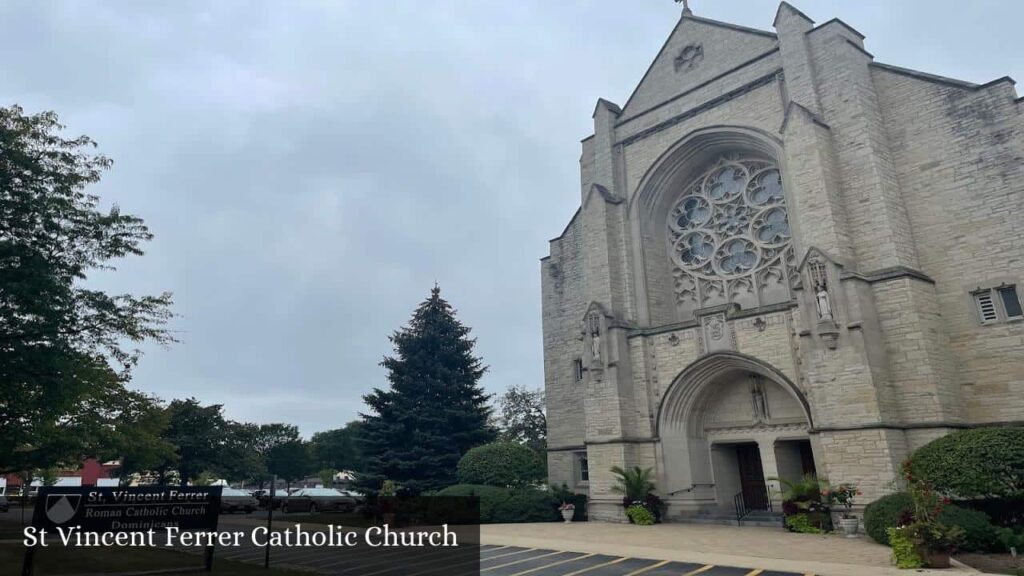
top-left (695, 304), bottom-right (738, 355)
top-left (796, 247), bottom-right (841, 349)
top-left (581, 302), bottom-right (615, 377)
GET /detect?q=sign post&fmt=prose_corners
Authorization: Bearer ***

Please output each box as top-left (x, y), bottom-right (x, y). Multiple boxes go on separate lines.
top-left (22, 486), bottom-right (223, 576)
top-left (264, 475), bottom-right (275, 569)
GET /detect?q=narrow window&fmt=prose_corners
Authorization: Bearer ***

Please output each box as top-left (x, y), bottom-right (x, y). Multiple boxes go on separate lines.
top-left (577, 453), bottom-right (589, 483)
top-left (999, 286), bottom-right (1023, 319)
top-left (573, 359), bottom-right (584, 382)
top-left (975, 291), bottom-right (999, 323)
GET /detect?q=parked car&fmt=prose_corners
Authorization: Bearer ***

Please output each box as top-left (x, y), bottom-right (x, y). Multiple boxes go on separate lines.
top-left (219, 488), bottom-right (258, 514)
top-left (0, 495), bottom-right (9, 512)
top-left (337, 489), bottom-right (364, 501)
top-left (280, 488), bottom-right (356, 514)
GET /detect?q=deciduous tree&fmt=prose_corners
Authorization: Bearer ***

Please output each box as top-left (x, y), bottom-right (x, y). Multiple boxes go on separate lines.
top-left (0, 105), bottom-right (174, 473)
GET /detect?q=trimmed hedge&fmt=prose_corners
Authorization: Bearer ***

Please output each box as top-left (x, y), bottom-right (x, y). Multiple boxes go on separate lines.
top-left (908, 427), bottom-right (1024, 500)
top-left (864, 491), bottom-right (1000, 551)
top-left (456, 442), bottom-right (546, 488)
top-left (940, 505), bottom-right (999, 552)
top-left (864, 492), bottom-right (914, 545)
top-left (435, 484), bottom-right (559, 523)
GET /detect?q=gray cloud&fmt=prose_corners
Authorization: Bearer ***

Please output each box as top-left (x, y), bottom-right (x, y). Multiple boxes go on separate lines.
top-left (2, 1), bottom-right (1020, 435)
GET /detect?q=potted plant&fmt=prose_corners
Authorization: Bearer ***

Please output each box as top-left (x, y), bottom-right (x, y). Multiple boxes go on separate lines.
top-left (559, 502), bottom-right (575, 523)
top-left (898, 461), bottom-right (965, 569)
top-left (773, 474), bottom-right (831, 533)
top-left (610, 466), bottom-right (662, 524)
top-left (830, 483), bottom-right (862, 537)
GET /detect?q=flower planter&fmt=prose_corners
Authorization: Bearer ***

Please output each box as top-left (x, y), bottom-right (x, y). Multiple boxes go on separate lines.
top-left (925, 550), bottom-right (951, 569)
top-left (839, 517), bottom-right (859, 538)
top-left (561, 509), bottom-right (574, 523)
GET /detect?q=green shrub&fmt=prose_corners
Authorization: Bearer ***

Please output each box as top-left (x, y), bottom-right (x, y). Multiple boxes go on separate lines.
top-left (887, 526), bottom-right (925, 569)
top-left (864, 492), bottom-right (1001, 552)
top-left (490, 490), bottom-right (558, 523)
top-left (996, 527), bottom-right (1024, 553)
top-left (939, 505), bottom-right (998, 552)
top-left (435, 484), bottom-right (558, 523)
top-left (625, 504), bottom-right (655, 526)
top-left (864, 492), bottom-right (914, 545)
top-left (456, 442), bottom-right (546, 488)
top-left (435, 484), bottom-right (511, 522)
top-left (784, 513), bottom-right (823, 534)
top-left (550, 483), bottom-right (588, 521)
top-left (908, 427), bottom-right (1024, 500)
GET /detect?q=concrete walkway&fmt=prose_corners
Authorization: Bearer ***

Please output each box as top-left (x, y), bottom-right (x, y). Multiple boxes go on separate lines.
top-left (480, 522), bottom-right (980, 576)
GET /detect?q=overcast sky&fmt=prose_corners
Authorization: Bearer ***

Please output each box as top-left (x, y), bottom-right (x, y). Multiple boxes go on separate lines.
top-left (2, 1), bottom-right (1020, 437)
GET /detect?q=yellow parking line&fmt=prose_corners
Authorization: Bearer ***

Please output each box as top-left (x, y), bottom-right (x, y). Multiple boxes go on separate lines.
top-left (482, 545), bottom-right (509, 553)
top-left (745, 570), bottom-right (764, 576)
top-left (482, 550), bottom-right (565, 571)
top-left (558, 556), bottom-right (628, 576)
top-left (682, 566), bottom-right (716, 576)
top-left (623, 559), bottom-right (670, 576)
top-left (481, 547), bottom-right (538, 562)
top-left (506, 553), bottom-right (597, 576)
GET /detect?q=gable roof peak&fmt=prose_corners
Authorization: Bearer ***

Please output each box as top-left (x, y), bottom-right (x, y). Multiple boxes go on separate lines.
top-left (773, 2), bottom-right (814, 28)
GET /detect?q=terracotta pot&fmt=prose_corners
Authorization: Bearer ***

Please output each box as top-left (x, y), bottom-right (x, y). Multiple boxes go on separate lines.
top-left (925, 550), bottom-right (950, 569)
top-left (561, 509), bottom-right (574, 523)
top-left (839, 517), bottom-right (859, 538)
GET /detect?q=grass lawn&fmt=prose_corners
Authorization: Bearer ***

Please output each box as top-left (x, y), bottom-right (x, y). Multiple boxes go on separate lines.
top-left (0, 543), bottom-right (312, 575)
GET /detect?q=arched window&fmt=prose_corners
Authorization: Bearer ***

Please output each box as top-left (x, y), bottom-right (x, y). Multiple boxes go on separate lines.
top-left (667, 154), bottom-right (795, 310)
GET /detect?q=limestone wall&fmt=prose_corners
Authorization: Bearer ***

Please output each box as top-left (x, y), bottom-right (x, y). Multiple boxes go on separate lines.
top-left (872, 67), bottom-right (1024, 425)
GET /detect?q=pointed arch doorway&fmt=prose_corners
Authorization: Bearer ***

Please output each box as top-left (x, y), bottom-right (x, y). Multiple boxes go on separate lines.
top-left (655, 352), bottom-right (817, 517)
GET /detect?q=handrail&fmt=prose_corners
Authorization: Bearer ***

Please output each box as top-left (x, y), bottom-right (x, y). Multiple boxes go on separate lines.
top-left (733, 491), bottom-right (748, 525)
top-left (667, 483), bottom-right (715, 496)
top-left (734, 484), bottom-right (773, 525)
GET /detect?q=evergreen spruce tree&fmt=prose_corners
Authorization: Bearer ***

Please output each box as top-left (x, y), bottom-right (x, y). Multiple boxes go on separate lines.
top-left (358, 286), bottom-right (495, 494)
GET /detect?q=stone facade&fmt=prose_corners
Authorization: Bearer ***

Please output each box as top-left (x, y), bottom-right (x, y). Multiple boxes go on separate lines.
top-left (541, 2), bottom-right (1023, 522)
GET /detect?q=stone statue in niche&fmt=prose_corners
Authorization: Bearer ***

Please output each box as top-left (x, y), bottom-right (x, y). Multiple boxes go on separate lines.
top-left (750, 377), bottom-right (769, 424)
top-left (588, 313), bottom-right (602, 362)
top-left (815, 281), bottom-right (833, 321)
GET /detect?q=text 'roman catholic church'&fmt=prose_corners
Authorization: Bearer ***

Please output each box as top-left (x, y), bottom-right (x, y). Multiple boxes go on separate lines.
top-left (541, 2), bottom-right (1023, 522)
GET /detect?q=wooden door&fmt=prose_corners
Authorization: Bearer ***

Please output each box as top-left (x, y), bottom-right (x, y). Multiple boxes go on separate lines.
top-left (735, 443), bottom-right (767, 510)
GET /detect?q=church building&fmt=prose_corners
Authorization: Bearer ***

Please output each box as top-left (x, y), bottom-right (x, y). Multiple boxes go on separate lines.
top-left (541, 2), bottom-right (1023, 522)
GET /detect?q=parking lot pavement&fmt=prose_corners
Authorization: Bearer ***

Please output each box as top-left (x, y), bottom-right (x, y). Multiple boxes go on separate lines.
top-left (197, 542), bottom-right (812, 576)
top-left (477, 546), bottom-right (811, 576)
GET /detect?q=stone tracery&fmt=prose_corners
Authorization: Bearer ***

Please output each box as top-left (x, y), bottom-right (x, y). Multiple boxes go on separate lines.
top-left (667, 154), bottom-right (795, 308)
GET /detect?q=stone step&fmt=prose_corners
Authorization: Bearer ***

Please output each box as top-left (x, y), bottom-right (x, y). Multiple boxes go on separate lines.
top-left (674, 510), bottom-right (784, 528)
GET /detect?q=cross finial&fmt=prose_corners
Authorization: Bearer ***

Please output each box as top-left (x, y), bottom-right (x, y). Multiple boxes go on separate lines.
top-left (675, 0), bottom-right (692, 15)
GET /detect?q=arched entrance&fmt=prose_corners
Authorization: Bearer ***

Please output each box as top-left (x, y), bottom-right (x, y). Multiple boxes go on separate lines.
top-left (656, 352), bottom-right (816, 516)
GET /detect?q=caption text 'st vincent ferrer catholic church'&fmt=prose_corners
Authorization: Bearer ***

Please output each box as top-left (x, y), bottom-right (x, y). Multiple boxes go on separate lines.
top-left (541, 2), bottom-right (1023, 522)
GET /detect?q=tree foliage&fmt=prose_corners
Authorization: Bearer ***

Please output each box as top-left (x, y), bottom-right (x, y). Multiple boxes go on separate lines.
top-left (495, 386), bottom-right (546, 456)
top-left (159, 399), bottom-right (228, 486)
top-left (358, 286), bottom-right (495, 494)
top-left (311, 421), bottom-right (365, 473)
top-left (456, 442), bottom-right (546, 488)
top-left (0, 105), bottom-right (174, 473)
top-left (267, 440), bottom-right (313, 486)
top-left (908, 427), bottom-right (1024, 499)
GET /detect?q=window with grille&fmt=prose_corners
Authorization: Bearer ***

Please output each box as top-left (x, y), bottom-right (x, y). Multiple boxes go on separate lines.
top-left (573, 359), bottom-right (584, 382)
top-left (576, 452), bottom-right (589, 483)
top-left (973, 284), bottom-right (1022, 325)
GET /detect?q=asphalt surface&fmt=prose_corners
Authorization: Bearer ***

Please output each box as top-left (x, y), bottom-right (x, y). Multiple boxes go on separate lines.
top-left (203, 542), bottom-right (813, 576)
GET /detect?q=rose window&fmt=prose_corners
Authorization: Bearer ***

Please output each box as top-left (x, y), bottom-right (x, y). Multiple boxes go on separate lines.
top-left (667, 155), bottom-right (795, 307)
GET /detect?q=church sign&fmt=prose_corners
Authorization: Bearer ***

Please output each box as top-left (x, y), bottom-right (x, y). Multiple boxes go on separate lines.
top-left (23, 486), bottom-right (222, 575)
top-left (31, 486), bottom-right (222, 532)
